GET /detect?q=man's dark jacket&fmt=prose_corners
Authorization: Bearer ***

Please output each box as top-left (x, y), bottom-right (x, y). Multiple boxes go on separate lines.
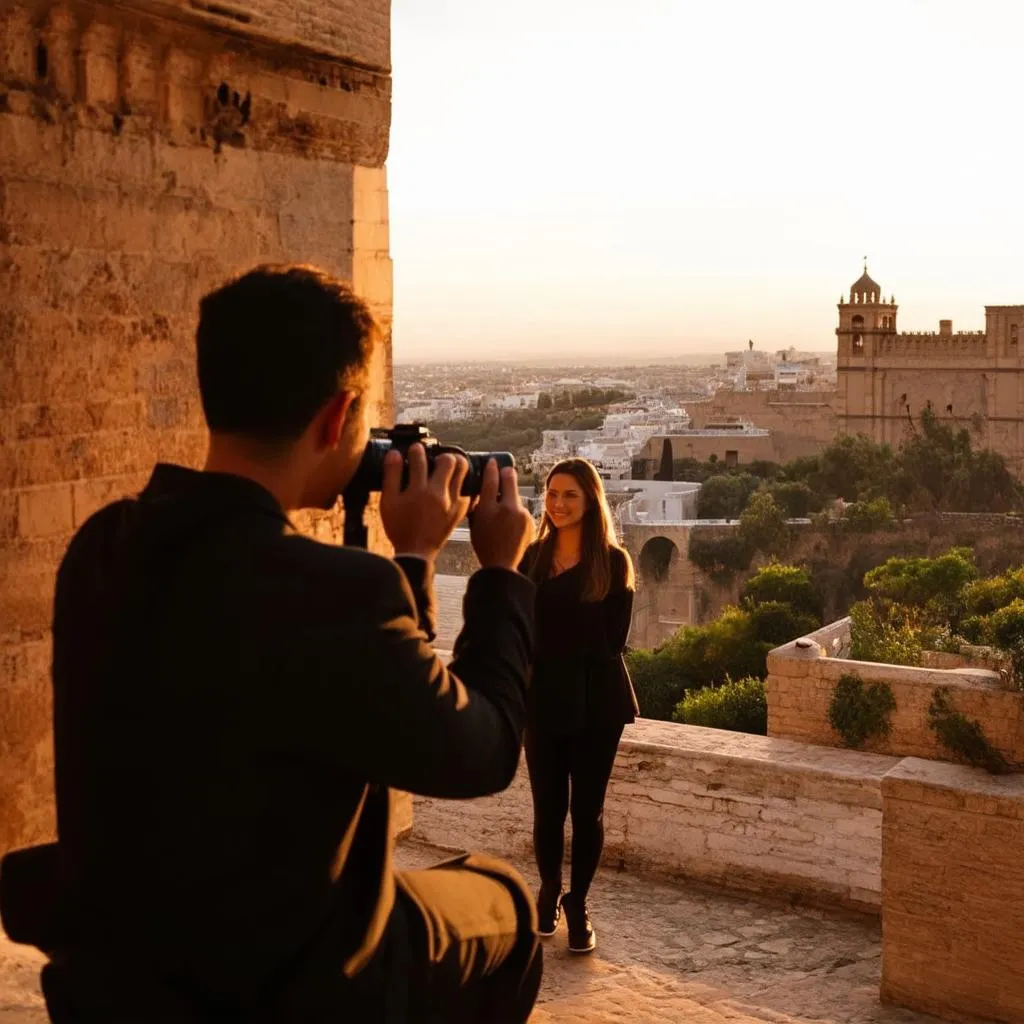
top-left (49, 463), bottom-right (535, 1016)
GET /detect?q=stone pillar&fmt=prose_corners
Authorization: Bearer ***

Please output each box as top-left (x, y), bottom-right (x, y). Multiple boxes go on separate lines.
top-left (0, 0), bottom-right (396, 855)
top-left (881, 758), bottom-right (1024, 1023)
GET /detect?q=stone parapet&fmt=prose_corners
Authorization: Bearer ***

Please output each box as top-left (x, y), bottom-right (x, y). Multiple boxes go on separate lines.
top-left (767, 623), bottom-right (1024, 766)
top-left (413, 719), bottom-right (898, 914)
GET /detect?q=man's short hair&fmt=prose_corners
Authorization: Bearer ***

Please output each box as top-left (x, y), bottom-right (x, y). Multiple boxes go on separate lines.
top-left (196, 264), bottom-right (379, 444)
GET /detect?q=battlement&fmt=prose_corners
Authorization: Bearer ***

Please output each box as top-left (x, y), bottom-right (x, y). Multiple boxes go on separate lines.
top-left (875, 332), bottom-right (988, 357)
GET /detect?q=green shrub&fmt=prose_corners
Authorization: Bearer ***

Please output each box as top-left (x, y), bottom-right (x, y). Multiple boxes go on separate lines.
top-left (767, 480), bottom-right (821, 519)
top-left (738, 491), bottom-right (789, 555)
top-left (625, 648), bottom-right (688, 722)
top-left (827, 674), bottom-right (896, 748)
top-left (959, 615), bottom-right (988, 645)
top-left (985, 598), bottom-right (1024, 650)
top-left (747, 601), bottom-right (820, 647)
top-left (673, 677), bottom-right (767, 735)
top-left (741, 563), bottom-right (822, 620)
top-left (687, 533), bottom-right (753, 581)
top-left (928, 688), bottom-right (1009, 774)
top-left (842, 496), bottom-right (895, 531)
top-left (863, 548), bottom-right (977, 623)
top-left (962, 568), bottom-right (1024, 617)
top-left (697, 473), bottom-right (761, 519)
top-left (658, 606), bottom-right (769, 686)
top-left (849, 600), bottom-right (922, 666)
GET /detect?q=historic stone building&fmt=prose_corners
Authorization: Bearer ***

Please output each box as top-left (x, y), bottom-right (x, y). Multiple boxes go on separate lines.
top-left (676, 267), bottom-right (1024, 473)
top-left (835, 265), bottom-right (1024, 465)
top-left (0, 0), bottom-right (393, 855)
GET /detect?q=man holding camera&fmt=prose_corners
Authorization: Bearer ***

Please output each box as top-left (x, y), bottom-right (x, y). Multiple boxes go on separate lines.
top-left (35, 265), bottom-right (542, 1021)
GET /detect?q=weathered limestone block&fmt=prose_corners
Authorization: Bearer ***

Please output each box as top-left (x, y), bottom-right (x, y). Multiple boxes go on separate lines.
top-left (881, 758), bottom-right (1024, 1023)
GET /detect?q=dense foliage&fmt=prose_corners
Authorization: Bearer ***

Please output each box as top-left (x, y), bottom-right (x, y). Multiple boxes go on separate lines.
top-left (626, 564), bottom-right (821, 730)
top-left (680, 410), bottom-right (1022, 521)
top-left (740, 562), bottom-right (822, 620)
top-left (849, 547), bottom-right (1024, 687)
top-left (673, 676), bottom-right (768, 735)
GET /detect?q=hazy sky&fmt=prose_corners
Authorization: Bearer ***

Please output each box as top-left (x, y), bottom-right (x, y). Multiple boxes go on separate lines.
top-left (388, 0), bottom-right (1024, 362)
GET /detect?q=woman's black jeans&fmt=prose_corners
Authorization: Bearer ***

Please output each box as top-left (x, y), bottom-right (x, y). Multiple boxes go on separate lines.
top-left (524, 724), bottom-right (624, 901)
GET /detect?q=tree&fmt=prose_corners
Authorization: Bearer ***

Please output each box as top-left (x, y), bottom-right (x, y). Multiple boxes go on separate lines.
top-left (697, 473), bottom-right (760, 519)
top-left (841, 496), bottom-right (895, 531)
top-left (816, 434), bottom-right (897, 502)
top-left (741, 563), bottom-right (822, 620)
top-left (887, 408), bottom-right (1022, 513)
top-left (738, 491), bottom-right (789, 555)
top-left (767, 480), bottom-right (819, 518)
top-left (656, 438), bottom-right (674, 481)
top-left (747, 601), bottom-right (821, 647)
top-left (863, 547), bottom-right (977, 625)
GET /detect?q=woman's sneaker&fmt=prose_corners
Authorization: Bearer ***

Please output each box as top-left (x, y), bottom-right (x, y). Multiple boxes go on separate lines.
top-left (536, 883), bottom-right (563, 937)
top-left (562, 891), bottom-right (596, 954)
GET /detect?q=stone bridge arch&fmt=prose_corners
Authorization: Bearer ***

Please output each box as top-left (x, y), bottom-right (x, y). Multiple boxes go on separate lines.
top-left (621, 523), bottom-right (697, 649)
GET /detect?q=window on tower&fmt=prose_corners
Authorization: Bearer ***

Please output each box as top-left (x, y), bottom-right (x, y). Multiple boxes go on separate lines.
top-left (852, 334), bottom-right (863, 351)
top-left (852, 314), bottom-right (864, 330)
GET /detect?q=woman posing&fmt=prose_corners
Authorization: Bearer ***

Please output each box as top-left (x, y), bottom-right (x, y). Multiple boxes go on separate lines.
top-left (519, 458), bottom-right (638, 954)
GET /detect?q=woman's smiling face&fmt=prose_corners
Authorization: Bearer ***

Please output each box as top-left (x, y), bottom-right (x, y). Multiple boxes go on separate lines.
top-left (545, 473), bottom-right (588, 530)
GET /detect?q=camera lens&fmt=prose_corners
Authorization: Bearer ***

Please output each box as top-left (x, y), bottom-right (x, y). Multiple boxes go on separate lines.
top-left (349, 427), bottom-right (514, 496)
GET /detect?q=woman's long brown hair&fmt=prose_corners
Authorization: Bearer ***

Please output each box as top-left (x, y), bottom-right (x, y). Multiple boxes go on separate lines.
top-left (528, 458), bottom-right (635, 602)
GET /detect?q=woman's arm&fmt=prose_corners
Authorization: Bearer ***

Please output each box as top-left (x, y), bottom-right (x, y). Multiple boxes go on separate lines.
top-left (599, 549), bottom-right (634, 655)
top-left (600, 586), bottom-right (634, 655)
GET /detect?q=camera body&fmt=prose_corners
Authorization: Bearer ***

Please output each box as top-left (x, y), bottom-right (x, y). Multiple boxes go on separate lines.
top-left (349, 424), bottom-right (515, 497)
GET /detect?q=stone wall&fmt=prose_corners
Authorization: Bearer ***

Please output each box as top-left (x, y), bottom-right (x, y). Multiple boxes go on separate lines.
top-left (687, 390), bottom-right (838, 462)
top-left (0, 0), bottom-right (393, 856)
top-left (881, 758), bottom-right (1024, 1023)
top-left (766, 626), bottom-right (1024, 767)
top-left (633, 431), bottom-right (776, 471)
top-left (413, 719), bottom-right (897, 914)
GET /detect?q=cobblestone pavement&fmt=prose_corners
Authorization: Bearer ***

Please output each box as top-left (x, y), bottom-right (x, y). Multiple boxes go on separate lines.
top-left (0, 840), bottom-right (939, 1024)
top-left (395, 841), bottom-right (937, 1024)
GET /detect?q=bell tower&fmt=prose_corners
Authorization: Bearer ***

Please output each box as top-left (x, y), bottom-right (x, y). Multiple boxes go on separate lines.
top-left (836, 262), bottom-right (898, 439)
top-left (836, 260), bottom-right (897, 361)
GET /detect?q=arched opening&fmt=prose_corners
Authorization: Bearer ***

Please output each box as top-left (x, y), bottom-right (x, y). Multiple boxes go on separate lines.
top-left (851, 314), bottom-right (864, 330)
top-left (639, 536), bottom-right (678, 585)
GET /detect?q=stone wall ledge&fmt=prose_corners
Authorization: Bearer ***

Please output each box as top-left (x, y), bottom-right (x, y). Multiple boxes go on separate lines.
top-left (882, 755), bottom-right (1024, 814)
top-left (621, 719), bottom-right (901, 797)
top-left (414, 720), bottom-right (899, 915)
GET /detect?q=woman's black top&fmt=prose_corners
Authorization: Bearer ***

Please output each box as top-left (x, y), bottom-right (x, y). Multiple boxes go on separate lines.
top-left (519, 543), bottom-right (639, 736)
